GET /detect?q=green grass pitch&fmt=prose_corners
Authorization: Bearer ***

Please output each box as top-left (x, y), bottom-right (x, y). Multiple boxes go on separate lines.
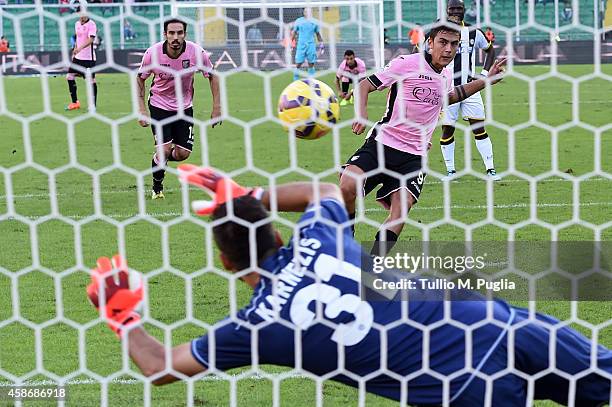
top-left (0, 64), bottom-right (611, 406)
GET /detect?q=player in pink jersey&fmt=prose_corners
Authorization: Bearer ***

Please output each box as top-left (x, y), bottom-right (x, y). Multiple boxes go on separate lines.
top-left (66, 8), bottom-right (97, 111)
top-left (340, 19), bottom-right (506, 255)
top-left (335, 50), bottom-right (366, 106)
top-left (136, 19), bottom-right (222, 200)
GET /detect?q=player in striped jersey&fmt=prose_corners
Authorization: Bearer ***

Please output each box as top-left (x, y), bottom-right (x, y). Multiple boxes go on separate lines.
top-left (438, 0), bottom-right (500, 180)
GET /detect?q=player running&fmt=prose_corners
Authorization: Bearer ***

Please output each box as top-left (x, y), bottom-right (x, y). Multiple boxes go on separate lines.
top-left (87, 166), bottom-right (612, 406)
top-left (335, 50), bottom-right (366, 106)
top-left (136, 18), bottom-right (222, 200)
top-left (66, 7), bottom-right (97, 111)
top-left (340, 19), bottom-right (504, 255)
top-left (291, 8), bottom-right (325, 80)
top-left (438, 0), bottom-right (499, 180)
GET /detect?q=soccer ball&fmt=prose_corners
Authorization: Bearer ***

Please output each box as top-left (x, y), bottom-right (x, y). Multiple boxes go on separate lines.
top-left (277, 79), bottom-right (340, 140)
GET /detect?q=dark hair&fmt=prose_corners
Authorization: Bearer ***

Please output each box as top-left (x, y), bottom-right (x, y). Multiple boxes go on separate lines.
top-left (428, 16), bottom-right (461, 40)
top-left (344, 49), bottom-right (355, 57)
top-left (164, 18), bottom-right (187, 33)
top-left (211, 196), bottom-right (277, 271)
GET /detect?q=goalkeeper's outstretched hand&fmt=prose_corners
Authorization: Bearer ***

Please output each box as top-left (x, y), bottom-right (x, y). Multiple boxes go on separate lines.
top-left (318, 42), bottom-right (325, 55)
top-left (87, 255), bottom-right (143, 338)
top-left (177, 164), bottom-right (263, 216)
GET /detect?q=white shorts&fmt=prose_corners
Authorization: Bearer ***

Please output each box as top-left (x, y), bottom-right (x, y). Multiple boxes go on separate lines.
top-left (442, 91), bottom-right (485, 125)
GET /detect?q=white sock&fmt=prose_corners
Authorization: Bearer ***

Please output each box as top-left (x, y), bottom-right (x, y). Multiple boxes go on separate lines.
top-left (440, 141), bottom-right (456, 172)
top-left (475, 136), bottom-right (494, 170)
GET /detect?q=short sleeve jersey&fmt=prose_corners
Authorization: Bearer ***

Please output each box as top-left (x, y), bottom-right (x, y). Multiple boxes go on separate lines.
top-left (138, 40), bottom-right (213, 112)
top-left (336, 57), bottom-right (367, 81)
top-left (366, 53), bottom-right (454, 155)
top-left (191, 199), bottom-right (515, 404)
top-left (74, 19), bottom-right (97, 61)
top-left (293, 17), bottom-right (319, 48)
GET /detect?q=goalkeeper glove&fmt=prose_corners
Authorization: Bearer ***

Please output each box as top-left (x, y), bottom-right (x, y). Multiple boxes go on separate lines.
top-left (87, 255), bottom-right (143, 338)
top-left (318, 43), bottom-right (325, 55)
top-left (177, 164), bottom-right (264, 216)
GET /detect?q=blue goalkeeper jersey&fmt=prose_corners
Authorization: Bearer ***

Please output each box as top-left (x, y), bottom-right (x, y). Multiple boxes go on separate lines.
top-left (293, 17), bottom-right (319, 48)
top-left (191, 199), bottom-right (515, 404)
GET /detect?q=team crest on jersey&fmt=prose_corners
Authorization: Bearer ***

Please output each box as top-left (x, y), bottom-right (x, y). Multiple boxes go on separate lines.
top-left (182, 60), bottom-right (190, 69)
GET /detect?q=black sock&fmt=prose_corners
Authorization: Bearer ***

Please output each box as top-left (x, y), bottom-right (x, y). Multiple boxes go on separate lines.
top-left (68, 80), bottom-right (77, 103)
top-left (92, 82), bottom-right (98, 106)
top-left (152, 157), bottom-right (165, 192)
top-left (348, 212), bottom-right (356, 236)
top-left (341, 81), bottom-right (350, 93)
top-left (370, 230), bottom-right (398, 256)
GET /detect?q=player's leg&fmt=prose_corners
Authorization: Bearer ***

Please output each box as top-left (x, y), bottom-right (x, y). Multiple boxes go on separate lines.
top-left (66, 60), bottom-right (82, 110)
top-left (464, 92), bottom-right (500, 180)
top-left (339, 79), bottom-right (352, 106)
top-left (305, 44), bottom-right (317, 77)
top-left (468, 118), bottom-right (499, 180)
top-left (168, 107), bottom-right (194, 163)
top-left (440, 103), bottom-right (460, 178)
top-left (371, 153), bottom-right (425, 256)
top-left (148, 104), bottom-right (176, 199)
top-left (88, 68), bottom-right (98, 108)
top-left (512, 307), bottom-right (612, 406)
top-left (370, 189), bottom-right (417, 256)
top-left (294, 47), bottom-right (306, 80)
top-left (340, 138), bottom-right (381, 236)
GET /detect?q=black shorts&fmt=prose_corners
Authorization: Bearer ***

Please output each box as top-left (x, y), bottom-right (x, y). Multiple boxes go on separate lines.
top-left (343, 137), bottom-right (426, 209)
top-left (148, 103), bottom-right (194, 152)
top-left (68, 58), bottom-right (96, 77)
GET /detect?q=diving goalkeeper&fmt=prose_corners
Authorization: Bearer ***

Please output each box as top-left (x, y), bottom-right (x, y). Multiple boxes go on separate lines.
top-left (87, 167), bottom-right (611, 406)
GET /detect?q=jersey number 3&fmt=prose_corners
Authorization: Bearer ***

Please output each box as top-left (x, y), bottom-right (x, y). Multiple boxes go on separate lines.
top-left (289, 253), bottom-right (374, 346)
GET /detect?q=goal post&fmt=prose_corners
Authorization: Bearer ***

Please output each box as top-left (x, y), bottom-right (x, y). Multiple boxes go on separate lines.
top-left (170, 0), bottom-right (386, 71)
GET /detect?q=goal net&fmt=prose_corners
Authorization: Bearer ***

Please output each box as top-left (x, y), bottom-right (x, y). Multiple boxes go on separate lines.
top-left (0, 0), bottom-right (610, 405)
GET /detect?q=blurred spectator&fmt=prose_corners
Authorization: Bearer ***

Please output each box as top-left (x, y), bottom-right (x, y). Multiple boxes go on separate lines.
top-left (0, 36), bottom-right (10, 53)
top-left (408, 24), bottom-right (424, 53)
top-left (246, 25), bottom-right (263, 44)
top-left (561, 3), bottom-right (573, 22)
top-left (485, 27), bottom-right (495, 43)
top-left (100, 0), bottom-right (113, 17)
top-left (124, 19), bottom-right (136, 41)
top-left (383, 28), bottom-right (389, 45)
top-left (59, 0), bottom-right (70, 16)
top-left (465, 4), bottom-right (477, 22)
top-left (70, 34), bottom-right (76, 49)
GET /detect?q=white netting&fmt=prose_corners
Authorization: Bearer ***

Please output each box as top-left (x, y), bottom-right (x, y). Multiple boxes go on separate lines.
top-left (0, 0), bottom-right (610, 406)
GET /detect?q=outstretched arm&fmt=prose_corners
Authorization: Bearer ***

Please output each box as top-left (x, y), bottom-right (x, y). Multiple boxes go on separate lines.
top-left (448, 58), bottom-right (506, 105)
top-left (260, 182), bottom-right (343, 213)
top-left (86, 256), bottom-right (206, 386)
top-left (127, 329), bottom-right (205, 385)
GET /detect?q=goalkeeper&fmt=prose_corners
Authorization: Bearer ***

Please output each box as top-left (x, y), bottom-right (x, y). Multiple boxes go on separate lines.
top-left (87, 168), bottom-right (611, 406)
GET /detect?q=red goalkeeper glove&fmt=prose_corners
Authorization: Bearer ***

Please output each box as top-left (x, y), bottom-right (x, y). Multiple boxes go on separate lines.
top-left (87, 255), bottom-right (143, 338)
top-left (177, 164), bottom-right (264, 216)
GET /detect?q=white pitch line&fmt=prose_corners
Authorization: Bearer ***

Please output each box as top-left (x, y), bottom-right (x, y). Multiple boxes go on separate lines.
top-left (1, 201), bottom-right (609, 221)
top-left (0, 177), bottom-right (609, 201)
top-left (0, 373), bottom-right (309, 387)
